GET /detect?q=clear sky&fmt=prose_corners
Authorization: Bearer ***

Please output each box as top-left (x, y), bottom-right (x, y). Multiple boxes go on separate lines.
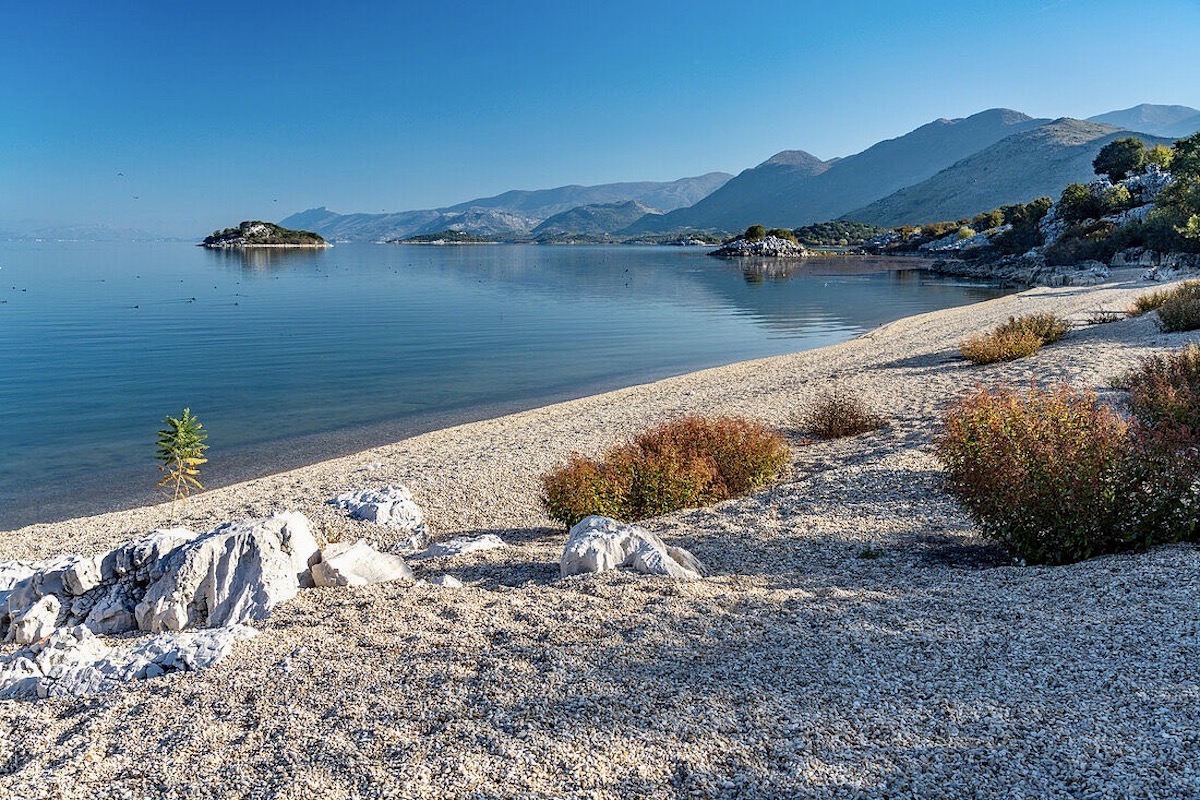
top-left (3, 0), bottom-right (1198, 237)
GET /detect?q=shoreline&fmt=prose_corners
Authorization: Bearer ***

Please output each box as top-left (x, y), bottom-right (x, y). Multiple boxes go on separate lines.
top-left (0, 267), bottom-right (1173, 552)
top-left (3, 269), bottom-right (1198, 797)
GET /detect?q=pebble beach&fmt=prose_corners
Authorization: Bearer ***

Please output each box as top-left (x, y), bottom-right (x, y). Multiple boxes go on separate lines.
top-left (2, 271), bottom-right (1198, 799)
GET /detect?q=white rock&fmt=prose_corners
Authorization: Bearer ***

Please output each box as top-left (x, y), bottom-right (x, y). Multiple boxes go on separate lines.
top-left (415, 534), bottom-right (505, 559)
top-left (431, 574), bottom-right (464, 588)
top-left (135, 512), bottom-right (319, 632)
top-left (9, 594), bottom-right (61, 645)
top-left (310, 539), bottom-right (414, 587)
top-left (330, 486), bottom-right (427, 533)
top-left (387, 527), bottom-right (432, 555)
top-left (62, 555), bottom-right (103, 596)
top-left (560, 516), bottom-right (706, 581)
top-left (0, 624), bottom-right (258, 700)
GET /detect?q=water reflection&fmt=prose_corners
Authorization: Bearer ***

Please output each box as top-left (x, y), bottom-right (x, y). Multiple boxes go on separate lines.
top-left (203, 245), bottom-right (330, 272)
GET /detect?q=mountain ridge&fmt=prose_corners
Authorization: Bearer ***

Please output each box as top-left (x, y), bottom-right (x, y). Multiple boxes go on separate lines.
top-left (280, 103), bottom-right (1198, 243)
top-left (281, 173), bottom-right (731, 242)
top-left (843, 119), bottom-right (1175, 227)
top-left (628, 108), bottom-right (1046, 232)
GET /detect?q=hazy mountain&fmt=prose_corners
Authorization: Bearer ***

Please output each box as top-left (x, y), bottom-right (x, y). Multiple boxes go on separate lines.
top-left (632, 109), bottom-right (1045, 232)
top-left (283, 172), bottom-right (731, 241)
top-left (533, 200), bottom-right (662, 238)
top-left (430, 207), bottom-right (539, 237)
top-left (0, 223), bottom-right (172, 241)
top-left (1087, 104), bottom-right (1200, 137)
top-left (624, 150), bottom-right (832, 234)
top-left (844, 119), bottom-right (1175, 227)
top-left (279, 207), bottom-right (444, 242)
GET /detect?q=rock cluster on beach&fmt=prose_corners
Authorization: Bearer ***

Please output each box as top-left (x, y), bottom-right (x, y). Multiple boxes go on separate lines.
top-left (0, 511), bottom-right (405, 699)
top-left (0, 485), bottom-right (703, 700)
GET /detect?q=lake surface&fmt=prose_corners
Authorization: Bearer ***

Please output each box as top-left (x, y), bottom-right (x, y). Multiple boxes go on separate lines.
top-left (0, 242), bottom-right (1004, 528)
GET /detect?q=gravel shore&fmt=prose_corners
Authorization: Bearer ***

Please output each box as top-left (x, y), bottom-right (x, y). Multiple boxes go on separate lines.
top-left (2, 271), bottom-right (1198, 799)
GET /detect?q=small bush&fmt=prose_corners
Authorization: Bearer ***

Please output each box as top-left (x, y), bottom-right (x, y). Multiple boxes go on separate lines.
top-left (795, 388), bottom-right (887, 439)
top-left (1117, 345), bottom-right (1200, 544)
top-left (1154, 282), bottom-right (1200, 332)
top-left (1125, 343), bottom-right (1200, 430)
top-left (935, 383), bottom-right (1132, 565)
top-left (959, 313), bottom-right (1071, 364)
top-left (996, 312), bottom-right (1072, 344)
top-left (156, 408), bottom-right (208, 517)
top-left (540, 416), bottom-right (788, 528)
top-left (960, 329), bottom-right (1044, 364)
top-left (1128, 285), bottom-right (1181, 316)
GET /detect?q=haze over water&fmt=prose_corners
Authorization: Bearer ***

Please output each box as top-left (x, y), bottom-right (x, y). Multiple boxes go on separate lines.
top-left (0, 242), bottom-right (1003, 528)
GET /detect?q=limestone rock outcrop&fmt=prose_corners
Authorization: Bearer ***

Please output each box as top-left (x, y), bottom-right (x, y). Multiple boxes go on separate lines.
top-left (560, 516), bottom-right (706, 581)
top-left (0, 624), bottom-right (257, 700)
top-left (0, 513), bottom-right (321, 699)
top-left (135, 512), bottom-right (319, 632)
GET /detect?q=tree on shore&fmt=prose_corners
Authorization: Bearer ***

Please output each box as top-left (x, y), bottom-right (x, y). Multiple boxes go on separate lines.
top-left (1093, 137), bottom-right (1146, 182)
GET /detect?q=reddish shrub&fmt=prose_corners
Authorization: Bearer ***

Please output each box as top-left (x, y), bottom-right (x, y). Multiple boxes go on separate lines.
top-left (540, 416), bottom-right (788, 528)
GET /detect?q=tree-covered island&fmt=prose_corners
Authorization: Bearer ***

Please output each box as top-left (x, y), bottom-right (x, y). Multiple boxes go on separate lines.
top-left (201, 221), bottom-right (330, 248)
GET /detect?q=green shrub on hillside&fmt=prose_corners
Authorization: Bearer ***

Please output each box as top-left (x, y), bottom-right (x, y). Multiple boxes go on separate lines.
top-left (1146, 144), bottom-right (1173, 170)
top-left (540, 416), bottom-right (789, 528)
top-left (744, 224), bottom-right (766, 242)
top-left (990, 197), bottom-right (1052, 255)
top-left (1093, 137), bottom-right (1146, 182)
top-left (793, 221), bottom-right (886, 247)
top-left (1043, 220), bottom-right (1121, 265)
top-left (1057, 183), bottom-right (1103, 224)
top-left (971, 209), bottom-right (1005, 231)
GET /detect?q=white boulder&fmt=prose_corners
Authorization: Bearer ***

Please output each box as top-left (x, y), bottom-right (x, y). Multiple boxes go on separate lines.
top-left (310, 539), bottom-right (414, 587)
top-left (135, 512), bottom-right (319, 632)
top-left (330, 486), bottom-right (427, 533)
top-left (415, 534), bottom-right (506, 559)
top-left (9, 594), bottom-right (62, 645)
top-left (560, 516), bottom-right (706, 581)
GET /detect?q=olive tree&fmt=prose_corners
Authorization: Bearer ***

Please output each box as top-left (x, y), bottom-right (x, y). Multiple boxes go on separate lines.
top-left (1093, 137), bottom-right (1146, 182)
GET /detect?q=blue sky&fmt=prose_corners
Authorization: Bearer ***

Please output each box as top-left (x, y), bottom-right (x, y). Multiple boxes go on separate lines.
top-left (3, 0), bottom-right (1198, 237)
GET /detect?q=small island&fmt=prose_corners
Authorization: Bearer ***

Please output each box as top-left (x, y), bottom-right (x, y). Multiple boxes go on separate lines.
top-left (709, 225), bottom-right (809, 258)
top-left (201, 221), bottom-right (330, 249)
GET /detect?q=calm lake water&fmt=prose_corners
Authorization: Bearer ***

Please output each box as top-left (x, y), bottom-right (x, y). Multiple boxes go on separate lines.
top-left (0, 242), bottom-right (1003, 528)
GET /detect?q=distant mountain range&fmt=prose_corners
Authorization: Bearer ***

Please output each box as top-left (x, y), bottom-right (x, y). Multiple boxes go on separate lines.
top-left (283, 103), bottom-right (1200, 241)
top-left (281, 173), bottom-right (731, 242)
top-left (0, 223), bottom-right (181, 242)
